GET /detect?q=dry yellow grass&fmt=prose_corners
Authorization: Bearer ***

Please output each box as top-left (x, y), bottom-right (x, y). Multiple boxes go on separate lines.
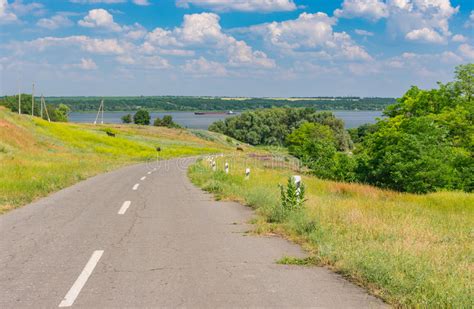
top-left (189, 153), bottom-right (474, 307)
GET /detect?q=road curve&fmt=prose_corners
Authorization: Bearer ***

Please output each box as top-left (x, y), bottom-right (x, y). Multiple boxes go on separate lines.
top-left (0, 158), bottom-right (386, 308)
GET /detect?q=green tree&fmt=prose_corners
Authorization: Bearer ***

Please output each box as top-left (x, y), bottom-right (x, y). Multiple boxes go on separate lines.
top-left (356, 117), bottom-right (462, 193)
top-left (133, 109), bottom-right (150, 125)
top-left (153, 117), bottom-right (163, 126)
top-left (50, 104), bottom-right (70, 122)
top-left (153, 115), bottom-right (180, 128)
top-left (209, 107), bottom-right (352, 149)
top-left (1, 94), bottom-right (40, 116)
top-left (355, 64), bottom-right (474, 193)
top-left (286, 123), bottom-right (339, 179)
top-left (162, 115), bottom-right (174, 127)
top-left (454, 63), bottom-right (473, 102)
top-left (121, 114), bottom-right (132, 124)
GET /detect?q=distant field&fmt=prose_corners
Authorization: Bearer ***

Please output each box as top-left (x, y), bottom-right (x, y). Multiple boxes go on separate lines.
top-left (0, 107), bottom-right (231, 213)
top-left (189, 154), bottom-right (474, 308)
top-left (42, 96), bottom-right (395, 112)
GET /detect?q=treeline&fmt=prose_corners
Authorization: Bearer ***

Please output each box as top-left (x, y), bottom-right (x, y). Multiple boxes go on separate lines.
top-left (210, 64), bottom-right (473, 193)
top-left (0, 95), bottom-right (70, 122)
top-left (43, 96), bottom-right (395, 112)
top-left (209, 108), bottom-right (352, 151)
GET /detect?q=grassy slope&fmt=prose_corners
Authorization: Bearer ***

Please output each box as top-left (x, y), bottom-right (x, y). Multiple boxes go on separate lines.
top-left (0, 107), bottom-right (230, 213)
top-left (189, 154), bottom-right (474, 307)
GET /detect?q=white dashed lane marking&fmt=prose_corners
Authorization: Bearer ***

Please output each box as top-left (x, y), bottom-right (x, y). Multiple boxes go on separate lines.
top-left (118, 201), bottom-right (131, 215)
top-left (58, 250), bottom-right (104, 307)
top-left (132, 183), bottom-right (139, 190)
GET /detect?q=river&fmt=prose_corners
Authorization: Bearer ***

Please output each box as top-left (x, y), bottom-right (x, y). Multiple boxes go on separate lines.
top-left (69, 111), bottom-right (383, 129)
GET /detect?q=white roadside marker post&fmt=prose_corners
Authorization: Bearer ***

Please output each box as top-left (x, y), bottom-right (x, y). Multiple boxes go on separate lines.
top-left (225, 162), bottom-right (229, 174)
top-left (245, 168), bottom-right (250, 180)
top-left (293, 175), bottom-right (302, 199)
top-left (212, 161), bottom-right (216, 172)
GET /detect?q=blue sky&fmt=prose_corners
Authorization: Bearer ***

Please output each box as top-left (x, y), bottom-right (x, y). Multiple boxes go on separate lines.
top-left (1, 0), bottom-right (473, 97)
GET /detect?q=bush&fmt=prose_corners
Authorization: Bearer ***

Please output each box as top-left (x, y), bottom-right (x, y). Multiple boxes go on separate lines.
top-left (121, 114), bottom-right (132, 124)
top-left (269, 177), bottom-right (306, 223)
top-left (353, 64), bottom-right (474, 193)
top-left (133, 109), bottom-right (150, 125)
top-left (356, 117), bottom-right (464, 193)
top-left (154, 115), bottom-right (180, 128)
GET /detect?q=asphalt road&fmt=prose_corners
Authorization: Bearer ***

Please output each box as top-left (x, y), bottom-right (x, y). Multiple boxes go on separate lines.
top-left (0, 158), bottom-right (386, 308)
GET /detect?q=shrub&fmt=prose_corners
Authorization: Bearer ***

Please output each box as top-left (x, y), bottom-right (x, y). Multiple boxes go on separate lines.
top-left (154, 115), bottom-right (180, 128)
top-left (269, 177), bottom-right (306, 223)
top-left (133, 109), bottom-right (150, 125)
top-left (121, 114), bottom-right (132, 124)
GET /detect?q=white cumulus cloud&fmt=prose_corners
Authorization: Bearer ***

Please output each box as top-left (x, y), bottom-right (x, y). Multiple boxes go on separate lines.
top-left (133, 0), bottom-right (150, 5)
top-left (175, 0), bottom-right (296, 12)
top-left (465, 11), bottom-right (474, 28)
top-left (405, 27), bottom-right (445, 43)
top-left (70, 0), bottom-right (126, 4)
top-left (334, 0), bottom-right (388, 21)
top-left (335, 0), bottom-right (459, 44)
top-left (182, 57), bottom-right (228, 76)
top-left (24, 36), bottom-right (128, 55)
top-left (355, 29), bottom-right (375, 36)
top-left (452, 34), bottom-right (467, 43)
top-left (78, 9), bottom-right (122, 32)
top-left (0, 0), bottom-right (18, 24)
top-left (144, 12), bottom-right (275, 68)
top-left (387, 0), bottom-right (458, 43)
top-left (458, 44), bottom-right (474, 60)
top-left (74, 58), bottom-right (98, 70)
top-left (37, 15), bottom-right (73, 30)
top-left (249, 12), bottom-right (373, 61)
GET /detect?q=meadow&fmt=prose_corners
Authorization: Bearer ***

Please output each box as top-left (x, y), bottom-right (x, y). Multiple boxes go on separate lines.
top-left (189, 153), bottom-right (474, 307)
top-left (0, 107), bottom-right (230, 213)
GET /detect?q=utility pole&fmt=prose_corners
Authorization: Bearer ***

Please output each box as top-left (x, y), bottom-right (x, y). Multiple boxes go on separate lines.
top-left (40, 94), bottom-right (43, 119)
top-left (94, 99), bottom-right (104, 125)
top-left (18, 84), bottom-right (21, 115)
top-left (41, 95), bottom-right (51, 122)
top-left (31, 82), bottom-right (35, 117)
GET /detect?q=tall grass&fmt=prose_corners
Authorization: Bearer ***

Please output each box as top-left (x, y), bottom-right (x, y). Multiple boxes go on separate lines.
top-left (0, 108), bottom-right (227, 213)
top-left (188, 154), bottom-right (474, 307)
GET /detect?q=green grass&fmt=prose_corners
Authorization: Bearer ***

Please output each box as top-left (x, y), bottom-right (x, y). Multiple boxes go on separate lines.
top-left (0, 108), bottom-right (229, 213)
top-left (188, 154), bottom-right (474, 307)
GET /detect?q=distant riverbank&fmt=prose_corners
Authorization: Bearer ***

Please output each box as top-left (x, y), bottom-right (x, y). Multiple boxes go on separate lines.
top-left (69, 110), bottom-right (383, 129)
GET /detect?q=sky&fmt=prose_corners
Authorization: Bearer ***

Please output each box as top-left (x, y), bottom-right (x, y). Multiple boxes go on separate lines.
top-left (0, 0), bottom-right (473, 97)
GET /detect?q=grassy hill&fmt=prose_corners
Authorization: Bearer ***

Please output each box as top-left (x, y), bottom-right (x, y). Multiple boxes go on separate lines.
top-left (0, 107), bottom-right (232, 213)
top-left (189, 154), bottom-right (474, 307)
top-left (2, 106), bottom-right (473, 307)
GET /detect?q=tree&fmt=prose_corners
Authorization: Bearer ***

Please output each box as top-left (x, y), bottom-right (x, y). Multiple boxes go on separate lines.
top-left (162, 115), bottom-right (173, 127)
top-left (354, 64), bottom-right (473, 193)
top-left (454, 63), bottom-right (473, 102)
top-left (1, 94), bottom-right (39, 116)
top-left (153, 117), bottom-right (163, 126)
top-left (133, 109), bottom-right (150, 125)
top-left (153, 115), bottom-right (180, 128)
top-left (121, 114), bottom-right (132, 124)
top-left (286, 123), bottom-right (340, 179)
top-left (50, 104), bottom-right (70, 122)
top-left (208, 107), bottom-right (352, 149)
top-left (356, 117), bottom-right (462, 193)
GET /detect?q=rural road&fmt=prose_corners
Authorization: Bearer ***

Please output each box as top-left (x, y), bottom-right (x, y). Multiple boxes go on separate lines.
top-left (0, 158), bottom-right (385, 308)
